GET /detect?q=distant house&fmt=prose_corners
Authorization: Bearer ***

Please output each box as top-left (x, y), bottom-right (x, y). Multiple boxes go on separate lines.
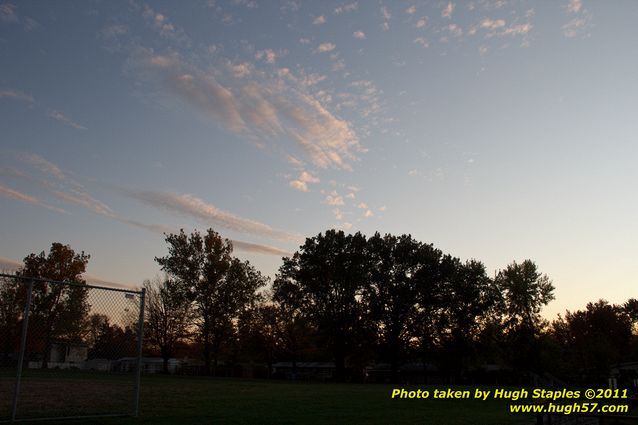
top-left (272, 362), bottom-right (336, 381)
top-left (115, 357), bottom-right (180, 374)
top-left (28, 341), bottom-right (88, 369)
top-left (50, 342), bottom-right (88, 363)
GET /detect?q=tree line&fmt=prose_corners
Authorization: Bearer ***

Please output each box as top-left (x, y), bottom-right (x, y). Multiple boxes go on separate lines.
top-left (144, 228), bottom-right (638, 384)
top-left (2, 233), bottom-right (638, 385)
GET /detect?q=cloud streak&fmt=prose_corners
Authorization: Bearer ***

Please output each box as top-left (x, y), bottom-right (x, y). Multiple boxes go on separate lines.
top-left (3, 153), bottom-right (293, 257)
top-left (1, 89), bottom-right (86, 130)
top-left (0, 89), bottom-right (34, 104)
top-left (46, 109), bottom-right (87, 130)
top-left (0, 183), bottom-right (65, 213)
top-left (128, 190), bottom-right (302, 242)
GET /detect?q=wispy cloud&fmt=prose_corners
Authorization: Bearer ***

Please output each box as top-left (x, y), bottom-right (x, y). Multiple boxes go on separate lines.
top-left (231, 240), bottom-right (291, 256)
top-left (353, 31), bottom-right (366, 40)
top-left (141, 4), bottom-right (190, 46)
top-left (128, 190), bottom-right (302, 242)
top-left (52, 190), bottom-right (113, 216)
top-left (19, 152), bottom-right (66, 180)
top-left (1, 89), bottom-right (85, 129)
top-left (380, 6), bottom-right (391, 30)
top-left (323, 190), bottom-right (344, 206)
top-left (3, 153), bottom-right (291, 257)
top-left (317, 42), bottom-right (336, 53)
top-left (415, 17), bottom-right (427, 28)
top-left (567, 0), bottom-right (582, 13)
top-left (414, 37), bottom-right (429, 48)
top-left (12, 152), bottom-right (115, 216)
top-left (313, 15), bottom-right (326, 25)
top-left (0, 183), bottom-right (65, 213)
top-left (137, 49), bottom-right (362, 170)
top-left (334, 2), bottom-right (358, 14)
top-left (563, 0), bottom-right (592, 39)
top-left (442, 2), bottom-right (455, 18)
top-left (289, 170), bottom-right (320, 192)
top-left (46, 109), bottom-right (87, 130)
top-left (255, 49), bottom-right (278, 64)
top-left (0, 89), bottom-right (34, 104)
top-left (481, 18), bottom-right (506, 30)
top-left (0, 3), bottom-right (17, 23)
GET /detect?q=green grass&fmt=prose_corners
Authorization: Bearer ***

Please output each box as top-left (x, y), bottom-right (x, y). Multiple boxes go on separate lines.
top-left (4, 373), bottom-right (535, 425)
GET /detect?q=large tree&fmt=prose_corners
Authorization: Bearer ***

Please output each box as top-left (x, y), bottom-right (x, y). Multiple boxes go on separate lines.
top-left (409, 243), bottom-right (447, 376)
top-left (143, 275), bottom-right (193, 373)
top-left (273, 230), bottom-right (370, 381)
top-left (17, 243), bottom-right (90, 368)
top-left (271, 276), bottom-right (315, 377)
top-left (437, 258), bottom-right (497, 378)
top-left (0, 276), bottom-right (24, 363)
top-left (495, 260), bottom-right (554, 333)
top-left (365, 233), bottom-right (422, 381)
top-left (494, 260), bottom-right (554, 372)
top-left (156, 229), bottom-right (266, 374)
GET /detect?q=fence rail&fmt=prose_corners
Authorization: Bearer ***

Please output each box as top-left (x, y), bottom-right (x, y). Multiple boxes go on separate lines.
top-left (0, 273), bottom-right (145, 423)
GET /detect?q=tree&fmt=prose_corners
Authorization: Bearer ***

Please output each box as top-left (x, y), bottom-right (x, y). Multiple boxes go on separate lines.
top-left (494, 260), bottom-right (554, 372)
top-left (156, 229), bottom-right (267, 374)
top-left (273, 230), bottom-right (370, 381)
top-left (0, 276), bottom-right (25, 363)
top-left (365, 233), bottom-right (421, 381)
top-left (551, 300), bottom-right (633, 381)
top-left (495, 260), bottom-right (554, 333)
top-left (17, 243), bottom-right (90, 368)
top-left (437, 258), bottom-right (498, 378)
top-left (88, 315), bottom-right (137, 359)
top-left (271, 276), bottom-right (314, 377)
top-left (143, 275), bottom-right (193, 373)
top-left (237, 301), bottom-right (283, 377)
top-left (409, 243), bottom-right (446, 377)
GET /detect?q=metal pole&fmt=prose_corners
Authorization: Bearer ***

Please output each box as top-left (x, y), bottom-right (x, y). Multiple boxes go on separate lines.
top-left (133, 288), bottom-right (145, 417)
top-left (11, 279), bottom-right (34, 423)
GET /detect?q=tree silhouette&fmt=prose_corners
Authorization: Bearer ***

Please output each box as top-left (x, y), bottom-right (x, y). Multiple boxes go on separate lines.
top-left (551, 300), bottom-right (633, 381)
top-left (274, 230), bottom-right (369, 381)
top-left (494, 260), bottom-right (554, 372)
top-left (17, 243), bottom-right (90, 368)
top-left (143, 275), bottom-right (194, 373)
top-left (0, 276), bottom-right (24, 364)
top-left (365, 233), bottom-right (421, 381)
top-left (495, 260), bottom-right (554, 333)
top-left (156, 229), bottom-right (266, 374)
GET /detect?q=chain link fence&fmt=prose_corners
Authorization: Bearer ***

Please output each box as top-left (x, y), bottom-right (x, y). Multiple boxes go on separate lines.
top-left (0, 273), bottom-right (145, 422)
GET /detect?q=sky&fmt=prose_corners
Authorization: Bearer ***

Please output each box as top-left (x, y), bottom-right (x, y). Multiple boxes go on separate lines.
top-left (1, 0), bottom-right (637, 319)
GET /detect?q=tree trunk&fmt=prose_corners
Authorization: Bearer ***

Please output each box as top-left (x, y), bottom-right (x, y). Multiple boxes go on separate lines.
top-left (292, 357), bottom-right (297, 380)
top-left (389, 330), bottom-right (400, 383)
top-left (161, 346), bottom-right (169, 374)
top-left (203, 318), bottom-right (211, 375)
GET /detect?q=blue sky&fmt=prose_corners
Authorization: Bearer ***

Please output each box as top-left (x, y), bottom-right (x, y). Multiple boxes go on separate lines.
top-left (1, 0), bottom-right (637, 319)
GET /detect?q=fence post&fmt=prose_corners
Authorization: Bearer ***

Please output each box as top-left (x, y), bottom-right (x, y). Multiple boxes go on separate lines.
top-left (133, 287), bottom-right (146, 417)
top-left (11, 279), bottom-right (34, 423)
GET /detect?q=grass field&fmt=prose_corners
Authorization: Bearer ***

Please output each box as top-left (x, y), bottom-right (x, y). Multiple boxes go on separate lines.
top-left (3, 372), bottom-right (537, 424)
